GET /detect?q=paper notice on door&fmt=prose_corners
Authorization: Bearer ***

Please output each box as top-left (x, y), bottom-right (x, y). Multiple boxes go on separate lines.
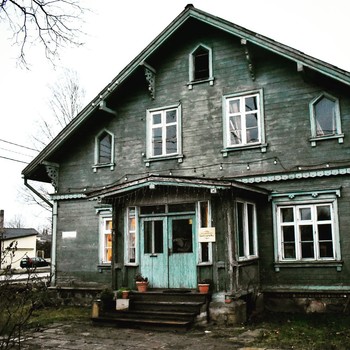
top-left (198, 227), bottom-right (216, 242)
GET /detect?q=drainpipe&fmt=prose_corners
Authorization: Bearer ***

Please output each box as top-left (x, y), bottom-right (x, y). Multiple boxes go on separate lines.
top-left (51, 201), bottom-right (58, 286)
top-left (23, 178), bottom-right (53, 209)
top-left (23, 178), bottom-right (56, 284)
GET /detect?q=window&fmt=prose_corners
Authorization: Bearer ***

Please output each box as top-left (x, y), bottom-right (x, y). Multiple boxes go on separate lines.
top-left (236, 200), bottom-right (257, 260)
top-left (100, 216), bottom-right (112, 264)
top-left (146, 105), bottom-right (181, 159)
top-left (223, 91), bottom-right (266, 153)
top-left (273, 190), bottom-right (341, 268)
top-left (197, 201), bottom-right (212, 264)
top-left (309, 94), bottom-right (343, 146)
top-left (188, 44), bottom-right (213, 88)
top-left (125, 207), bottom-right (138, 265)
top-left (93, 130), bottom-right (115, 171)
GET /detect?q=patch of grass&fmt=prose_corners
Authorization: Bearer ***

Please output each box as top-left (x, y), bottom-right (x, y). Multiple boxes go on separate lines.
top-left (27, 306), bottom-right (90, 329)
top-left (250, 312), bottom-right (350, 350)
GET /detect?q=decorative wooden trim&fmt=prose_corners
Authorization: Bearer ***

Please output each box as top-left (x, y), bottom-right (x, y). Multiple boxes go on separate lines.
top-left (241, 39), bottom-right (255, 81)
top-left (238, 167), bottom-right (350, 184)
top-left (142, 62), bottom-right (156, 100)
top-left (50, 193), bottom-right (86, 200)
top-left (44, 162), bottom-right (59, 191)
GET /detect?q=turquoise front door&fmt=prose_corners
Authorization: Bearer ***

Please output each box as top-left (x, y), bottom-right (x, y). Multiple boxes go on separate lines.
top-left (140, 215), bottom-right (197, 288)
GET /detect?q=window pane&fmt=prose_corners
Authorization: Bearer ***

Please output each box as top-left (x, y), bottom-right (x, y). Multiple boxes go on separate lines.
top-left (200, 201), bottom-right (209, 227)
top-left (301, 242), bottom-right (314, 258)
top-left (105, 219), bottom-right (112, 231)
top-left (283, 226), bottom-right (295, 242)
top-left (229, 99), bottom-right (240, 114)
top-left (144, 221), bottom-right (152, 254)
top-left (300, 225), bottom-right (313, 241)
top-left (166, 125), bottom-right (177, 154)
top-left (246, 113), bottom-right (258, 128)
top-left (194, 47), bottom-right (209, 80)
top-left (129, 232), bottom-right (135, 263)
top-left (318, 224), bottom-right (332, 240)
top-left (246, 126), bottom-right (259, 143)
top-left (300, 208), bottom-right (311, 220)
top-left (319, 242), bottom-right (333, 258)
top-left (200, 242), bottom-right (209, 262)
top-left (166, 110), bottom-right (177, 123)
top-left (152, 113), bottom-right (161, 124)
top-left (315, 97), bottom-right (336, 136)
top-left (281, 208), bottom-right (294, 222)
top-left (152, 127), bottom-right (162, 156)
top-left (283, 243), bottom-right (296, 259)
top-left (129, 217), bottom-right (135, 231)
top-left (317, 205), bottom-right (331, 221)
top-left (168, 203), bottom-right (195, 213)
top-left (248, 204), bottom-right (255, 255)
top-left (154, 220), bottom-right (163, 254)
top-left (245, 96), bottom-right (257, 111)
top-left (105, 233), bottom-right (112, 262)
top-left (229, 116), bottom-right (242, 144)
top-left (172, 219), bottom-right (193, 253)
top-left (237, 202), bottom-right (244, 257)
top-left (140, 205), bottom-right (165, 215)
top-left (99, 133), bottom-right (112, 164)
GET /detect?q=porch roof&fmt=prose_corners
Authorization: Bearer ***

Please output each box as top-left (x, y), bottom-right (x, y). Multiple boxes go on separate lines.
top-left (87, 174), bottom-right (269, 200)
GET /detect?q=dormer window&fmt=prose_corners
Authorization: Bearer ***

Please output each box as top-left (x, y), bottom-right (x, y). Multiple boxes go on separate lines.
top-left (93, 130), bottom-right (115, 172)
top-left (188, 44), bottom-right (214, 89)
top-left (309, 93), bottom-right (343, 146)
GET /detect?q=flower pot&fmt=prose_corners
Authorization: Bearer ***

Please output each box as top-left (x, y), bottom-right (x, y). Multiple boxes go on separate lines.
top-left (122, 290), bottom-right (130, 299)
top-left (198, 283), bottom-right (210, 294)
top-left (136, 281), bottom-right (148, 292)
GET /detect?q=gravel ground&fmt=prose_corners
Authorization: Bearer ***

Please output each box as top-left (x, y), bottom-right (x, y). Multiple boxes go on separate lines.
top-left (17, 320), bottom-right (281, 350)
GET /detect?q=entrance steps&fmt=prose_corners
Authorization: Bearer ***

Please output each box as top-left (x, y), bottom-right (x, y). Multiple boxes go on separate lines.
top-left (92, 289), bottom-right (210, 331)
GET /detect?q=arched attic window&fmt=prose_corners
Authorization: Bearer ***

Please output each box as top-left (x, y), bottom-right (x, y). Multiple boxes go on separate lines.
top-left (93, 130), bottom-right (115, 172)
top-left (188, 44), bottom-right (214, 89)
top-left (309, 93), bottom-right (343, 147)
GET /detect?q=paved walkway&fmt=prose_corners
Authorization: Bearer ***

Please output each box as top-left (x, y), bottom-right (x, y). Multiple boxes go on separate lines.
top-left (18, 320), bottom-right (281, 350)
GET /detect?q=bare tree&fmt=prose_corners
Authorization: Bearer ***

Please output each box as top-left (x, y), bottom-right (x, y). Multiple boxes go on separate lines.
top-left (5, 214), bottom-right (26, 229)
top-left (32, 68), bottom-right (86, 150)
top-left (0, 0), bottom-right (85, 66)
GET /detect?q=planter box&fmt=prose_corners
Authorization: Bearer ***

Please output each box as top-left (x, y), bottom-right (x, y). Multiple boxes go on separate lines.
top-left (116, 298), bottom-right (129, 310)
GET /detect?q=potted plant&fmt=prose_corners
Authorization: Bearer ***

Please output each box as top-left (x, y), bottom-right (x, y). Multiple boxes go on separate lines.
top-left (135, 273), bottom-right (149, 292)
top-left (198, 279), bottom-right (211, 294)
top-left (117, 287), bottom-right (131, 299)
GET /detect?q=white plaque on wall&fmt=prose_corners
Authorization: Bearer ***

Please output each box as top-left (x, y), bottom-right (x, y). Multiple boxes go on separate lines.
top-left (198, 227), bottom-right (216, 242)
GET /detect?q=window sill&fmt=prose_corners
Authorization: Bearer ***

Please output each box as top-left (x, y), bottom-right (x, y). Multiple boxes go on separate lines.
top-left (222, 143), bottom-right (267, 157)
top-left (309, 134), bottom-right (344, 147)
top-left (92, 163), bottom-right (115, 172)
top-left (97, 264), bottom-right (111, 272)
top-left (274, 260), bottom-right (343, 272)
top-left (144, 154), bottom-right (184, 167)
top-left (187, 77), bottom-right (215, 89)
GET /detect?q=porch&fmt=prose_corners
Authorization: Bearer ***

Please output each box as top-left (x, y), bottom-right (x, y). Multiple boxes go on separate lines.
top-left (92, 289), bottom-right (210, 331)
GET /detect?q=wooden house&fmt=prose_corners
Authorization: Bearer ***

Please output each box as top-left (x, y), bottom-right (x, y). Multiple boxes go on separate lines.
top-left (22, 5), bottom-right (350, 318)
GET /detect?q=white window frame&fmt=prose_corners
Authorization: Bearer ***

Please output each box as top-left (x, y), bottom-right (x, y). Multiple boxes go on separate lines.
top-left (188, 44), bottom-right (214, 89)
top-left (146, 104), bottom-right (182, 160)
top-left (93, 129), bottom-right (115, 172)
top-left (235, 199), bottom-right (258, 261)
top-left (222, 90), bottom-right (266, 153)
top-left (124, 206), bottom-right (139, 266)
top-left (99, 214), bottom-right (113, 264)
top-left (272, 190), bottom-right (341, 269)
top-left (197, 200), bottom-right (213, 265)
top-left (309, 93), bottom-right (343, 147)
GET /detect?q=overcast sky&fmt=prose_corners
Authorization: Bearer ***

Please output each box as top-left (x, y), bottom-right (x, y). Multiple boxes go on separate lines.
top-left (0, 0), bottom-right (349, 229)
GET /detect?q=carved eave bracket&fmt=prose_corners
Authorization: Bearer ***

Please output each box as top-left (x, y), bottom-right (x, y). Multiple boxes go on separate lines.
top-left (241, 39), bottom-right (256, 81)
top-left (43, 161), bottom-right (59, 192)
top-left (141, 62), bottom-right (156, 100)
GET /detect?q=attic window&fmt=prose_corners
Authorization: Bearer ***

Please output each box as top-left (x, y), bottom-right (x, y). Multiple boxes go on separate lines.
top-left (309, 93), bottom-right (343, 146)
top-left (188, 44), bottom-right (214, 89)
top-left (93, 130), bottom-right (115, 172)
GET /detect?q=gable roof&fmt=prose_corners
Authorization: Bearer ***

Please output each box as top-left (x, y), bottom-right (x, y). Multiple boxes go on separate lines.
top-left (22, 4), bottom-right (350, 181)
top-left (1, 228), bottom-right (38, 240)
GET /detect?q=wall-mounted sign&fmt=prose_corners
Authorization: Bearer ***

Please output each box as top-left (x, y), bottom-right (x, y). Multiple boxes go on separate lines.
top-left (198, 227), bottom-right (216, 242)
top-left (62, 231), bottom-right (77, 239)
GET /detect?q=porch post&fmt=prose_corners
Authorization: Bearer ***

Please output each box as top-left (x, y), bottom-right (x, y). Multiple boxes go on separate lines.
top-left (226, 201), bottom-right (236, 292)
